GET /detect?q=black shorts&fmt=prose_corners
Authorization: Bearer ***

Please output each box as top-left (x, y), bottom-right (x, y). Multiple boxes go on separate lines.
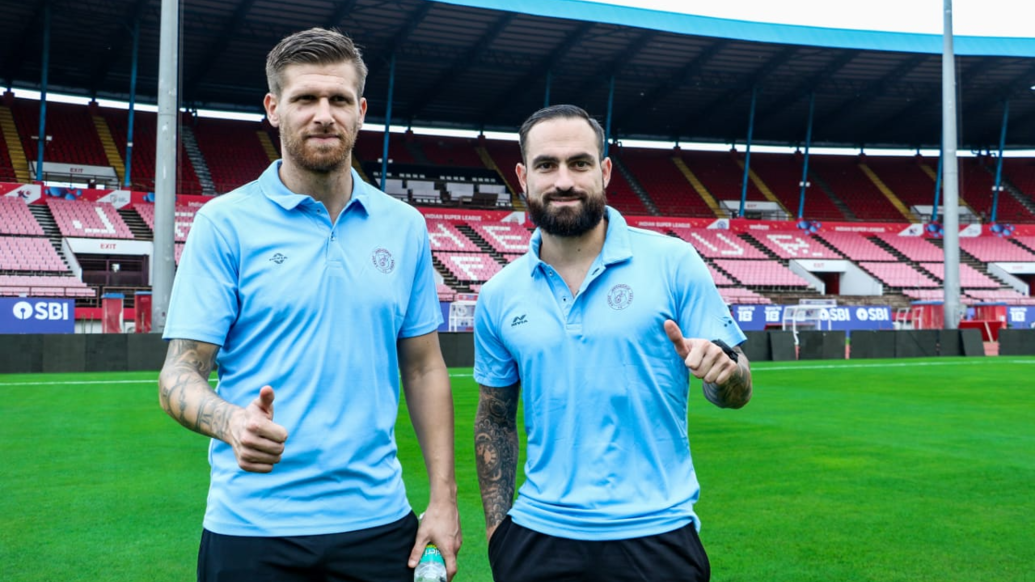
top-left (488, 516), bottom-right (710, 582)
top-left (197, 512), bottom-right (419, 582)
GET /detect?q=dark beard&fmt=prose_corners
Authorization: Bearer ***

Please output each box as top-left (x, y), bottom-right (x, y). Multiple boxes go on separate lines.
top-left (282, 123), bottom-right (358, 173)
top-left (527, 192), bottom-right (606, 237)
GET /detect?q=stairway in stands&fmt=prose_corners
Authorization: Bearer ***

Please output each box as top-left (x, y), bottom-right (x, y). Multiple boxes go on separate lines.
top-left (29, 205), bottom-right (63, 253)
top-left (808, 171), bottom-right (856, 221)
top-left (118, 208), bottom-right (152, 240)
top-left (92, 115), bottom-right (126, 186)
top-left (181, 126), bottom-right (216, 195)
top-left (611, 154), bottom-right (659, 216)
top-left (0, 106), bottom-right (32, 183)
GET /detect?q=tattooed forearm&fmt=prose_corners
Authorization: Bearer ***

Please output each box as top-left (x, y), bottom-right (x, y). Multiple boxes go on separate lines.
top-left (703, 347), bottom-right (753, 409)
top-left (158, 339), bottom-right (234, 439)
top-left (474, 383), bottom-right (520, 533)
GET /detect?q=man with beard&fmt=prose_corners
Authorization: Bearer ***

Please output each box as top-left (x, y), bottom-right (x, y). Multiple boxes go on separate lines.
top-left (159, 28), bottom-right (460, 582)
top-left (473, 104), bottom-right (752, 582)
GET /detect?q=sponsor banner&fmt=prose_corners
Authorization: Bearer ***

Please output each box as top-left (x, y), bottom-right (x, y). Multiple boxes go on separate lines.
top-left (1007, 306), bottom-right (1035, 329)
top-left (728, 219), bottom-right (908, 235)
top-left (0, 297), bottom-right (75, 334)
top-left (419, 208), bottom-right (527, 224)
top-left (625, 216), bottom-right (725, 229)
top-left (731, 304), bottom-right (894, 332)
top-left (1, 182), bottom-right (42, 203)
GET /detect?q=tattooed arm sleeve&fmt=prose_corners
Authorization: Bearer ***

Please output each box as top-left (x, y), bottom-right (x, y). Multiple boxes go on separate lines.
top-left (157, 339), bottom-right (235, 441)
top-left (474, 382), bottom-right (520, 539)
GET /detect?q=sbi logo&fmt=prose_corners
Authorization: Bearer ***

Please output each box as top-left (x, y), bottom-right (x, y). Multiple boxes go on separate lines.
top-left (12, 301), bottom-right (70, 321)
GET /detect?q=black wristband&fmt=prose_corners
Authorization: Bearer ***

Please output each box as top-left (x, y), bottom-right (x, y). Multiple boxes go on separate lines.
top-left (712, 339), bottom-right (739, 364)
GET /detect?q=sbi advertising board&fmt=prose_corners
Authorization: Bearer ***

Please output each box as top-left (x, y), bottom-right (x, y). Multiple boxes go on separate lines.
top-left (0, 298), bottom-right (75, 334)
top-left (731, 304), bottom-right (1035, 332)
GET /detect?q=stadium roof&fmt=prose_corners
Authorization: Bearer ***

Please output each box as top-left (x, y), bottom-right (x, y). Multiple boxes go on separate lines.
top-left (3, 0), bottom-right (1035, 149)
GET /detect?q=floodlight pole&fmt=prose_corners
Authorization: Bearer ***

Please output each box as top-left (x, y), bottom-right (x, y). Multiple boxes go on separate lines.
top-left (990, 99), bottom-right (1009, 225)
top-left (35, 2), bottom-right (51, 182)
top-left (125, 18), bottom-right (140, 188)
top-left (380, 52), bottom-right (396, 192)
top-left (152, 0), bottom-right (179, 333)
top-left (739, 86), bottom-right (757, 218)
top-left (941, 0), bottom-right (962, 330)
top-left (798, 92), bottom-right (815, 220)
top-left (932, 150), bottom-right (943, 223)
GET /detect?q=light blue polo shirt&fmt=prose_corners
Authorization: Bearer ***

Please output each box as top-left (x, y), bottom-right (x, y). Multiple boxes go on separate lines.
top-left (474, 207), bottom-right (746, 541)
top-left (164, 161), bottom-right (442, 537)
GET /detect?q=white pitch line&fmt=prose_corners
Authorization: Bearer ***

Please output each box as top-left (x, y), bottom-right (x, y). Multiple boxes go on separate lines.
top-left (2, 360), bottom-right (1032, 387)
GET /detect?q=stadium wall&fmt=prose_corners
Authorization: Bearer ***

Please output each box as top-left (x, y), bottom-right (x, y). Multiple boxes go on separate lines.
top-left (0, 332), bottom-right (477, 374)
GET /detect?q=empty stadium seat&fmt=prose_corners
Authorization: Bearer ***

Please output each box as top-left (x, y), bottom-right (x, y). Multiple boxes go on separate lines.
top-left (47, 198), bottom-right (133, 239)
top-left (0, 197), bottom-right (45, 235)
top-left (434, 252), bottom-right (502, 282)
top-left (816, 232), bottom-right (897, 261)
top-left (0, 274), bottom-right (94, 297)
top-left (470, 223), bottom-right (531, 254)
top-left (669, 228), bottom-right (768, 259)
top-left (133, 203), bottom-right (197, 242)
top-left (0, 236), bottom-right (67, 271)
top-left (876, 234), bottom-right (942, 261)
top-left (858, 262), bottom-right (939, 288)
top-left (712, 259), bottom-right (810, 287)
top-left (918, 262), bottom-right (1001, 289)
top-left (426, 220), bottom-right (480, 252)
top-left (746, 231), bottom-right (842, 259)
top-left (192, 117), bottom-right (274, 193)
top-left (958, 237), bottom-right (1035, 262)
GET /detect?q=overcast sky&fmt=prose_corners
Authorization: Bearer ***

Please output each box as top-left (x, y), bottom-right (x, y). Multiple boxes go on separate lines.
top-left (596, 0), bottom-right (1033, 38)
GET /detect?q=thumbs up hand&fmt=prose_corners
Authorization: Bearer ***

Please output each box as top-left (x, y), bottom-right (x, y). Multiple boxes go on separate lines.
top-left (664, 320), bottom-right (738, 386)
top-left (227, 385), bottom-right (289, 473)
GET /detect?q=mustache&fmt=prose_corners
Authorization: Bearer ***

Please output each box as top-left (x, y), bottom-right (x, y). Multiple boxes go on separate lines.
top-left (543, 190), bottom-right (588, 202)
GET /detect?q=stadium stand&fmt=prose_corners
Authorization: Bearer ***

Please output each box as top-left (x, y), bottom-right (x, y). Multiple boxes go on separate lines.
top-left (966, 289), bottom-right (1035, 304)
top-left (718, 287), bottom-right (772, 305)
top-left (469, 222), bottom-right (531, 254)
top-left (747, 152), bottom-right (844, 221)
top-left (815, 232), bottom-right (897, 261)
top-left (707, 263), bottom-right (734, 286)
top-left (957, 157), bottom-right (1035, 222)
top-left (958, 236), bottom-right (1035, 262)
top-left (1002, 158), bottom-right (1035, 198)
top-left (0, 236), bottom-right (67, 271)
top-left (862, 156), bottom-right (937, 215)
top-left (669, 227), bottom-right (768, 259)
top-left (808, 155), bottom-right (904, 221)
top-left (434, 252), bottom-right (502, 282)
top-left (420, 136), bottom-right (485, 168)
top-left (875, 234), bottom-right (943, 261)
top-left (0, 274), bottom-right (94, 297)
top-left (0, 196), bottom-right (45, 235)
top-left (680, 150), bottom-right (767, 205)
top-left (12, 98), bottom-right (108, 167)
top-left (0, 121), bottom-right (17, 182)
top-left (482, 138), bottom-right (523, 197)
top-left (712, 259), bottom-right (811, 288)
top-left (858, 262), bottom-right (940, 288)
top-left (919, 262), bottom-right (1002, 289)
top-left (47, 198), bottom-right (134, 239)
top-left (436, 282), bottom-right (456, 302)
top-left (746, 231), bottom-right (843, 259)
top-left (100, 106), bottom-right (203, 194)
top-left (619, 149), bottom-right (713, 217)
top-left (133, 203), bottom-right (197, 242)
top-left (192, 117), bottom-right (274, 193)
top-left (426, 220), bottom-right (481, 252)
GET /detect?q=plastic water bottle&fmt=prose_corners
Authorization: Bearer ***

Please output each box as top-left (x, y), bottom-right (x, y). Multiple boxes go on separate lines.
top-left (414, 544), bottom-right (447, 582)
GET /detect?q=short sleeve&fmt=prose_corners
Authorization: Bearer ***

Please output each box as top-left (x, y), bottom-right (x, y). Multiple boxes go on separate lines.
top-left (473, 291), bottom-right (519, 387)
top-left (163, 213), bottom-right (240, 345)
top-left (398, 226), bottom-right (444, 338)
top-left (676, 244), bottom-right (747, 348)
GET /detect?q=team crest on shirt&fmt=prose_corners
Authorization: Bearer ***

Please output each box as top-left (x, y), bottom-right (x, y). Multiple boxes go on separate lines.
top-left (607, 284), bottom-right (633, 310)
top-left (372, 248), bottom-right (395, 274)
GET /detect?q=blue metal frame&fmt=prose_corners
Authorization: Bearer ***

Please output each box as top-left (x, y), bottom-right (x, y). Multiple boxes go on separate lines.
top-left (603, 74), bottom-right (615, 158)
top-left (932, 151), bottom-right (943, 223)
top-left (379, 53), bottom-right (396, 192)
top-left (35, 3), bottom-right (51, 182)
top-left (797, 92), bottom-right (815, 220)
top-left (990, 100), bottom-right (1009, 224)
top-left (124, 18), bottom-right (140, 188)
top-left (739, 86), bottom-right (757, 217)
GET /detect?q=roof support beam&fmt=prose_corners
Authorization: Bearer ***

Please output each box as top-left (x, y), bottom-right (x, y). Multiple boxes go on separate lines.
top-left (752, 49), bottom-right (859, 129)
top-left (1, 0), bottom-right (48, 87)
top-left (87, 0), bottom-right (153, 94)
top-left (815, 54), bottom-right (929, 131)
top-left (477, 21), bottom-right (596, 123)
top-left (408, 12), bottom-right (516, 119)
top-left (185, 0), bottom-right (261, 98)
top-left (569, 29), bottom-right (654, 114)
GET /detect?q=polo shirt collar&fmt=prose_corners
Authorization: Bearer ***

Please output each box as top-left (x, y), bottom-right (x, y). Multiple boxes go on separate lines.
top-left (259, 161), bottom-right (372, 215)
top-left (526, 206), bottom-right (633, 277)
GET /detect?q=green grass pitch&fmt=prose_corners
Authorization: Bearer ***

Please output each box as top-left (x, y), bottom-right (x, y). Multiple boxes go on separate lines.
top-left (2, 357), bottom-right (1033, 581)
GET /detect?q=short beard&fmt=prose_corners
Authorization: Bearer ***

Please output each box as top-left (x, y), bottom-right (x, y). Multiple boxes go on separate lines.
top-left (282, 121), bottom-right (358, 173)
top-left (527, 191), bottom-right (606, 237)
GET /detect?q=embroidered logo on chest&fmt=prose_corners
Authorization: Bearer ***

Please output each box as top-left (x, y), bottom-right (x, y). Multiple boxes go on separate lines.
top-left (606, 284), bottom-right (633, 310)
top-left (372, 248), bottom-right (395, 274)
